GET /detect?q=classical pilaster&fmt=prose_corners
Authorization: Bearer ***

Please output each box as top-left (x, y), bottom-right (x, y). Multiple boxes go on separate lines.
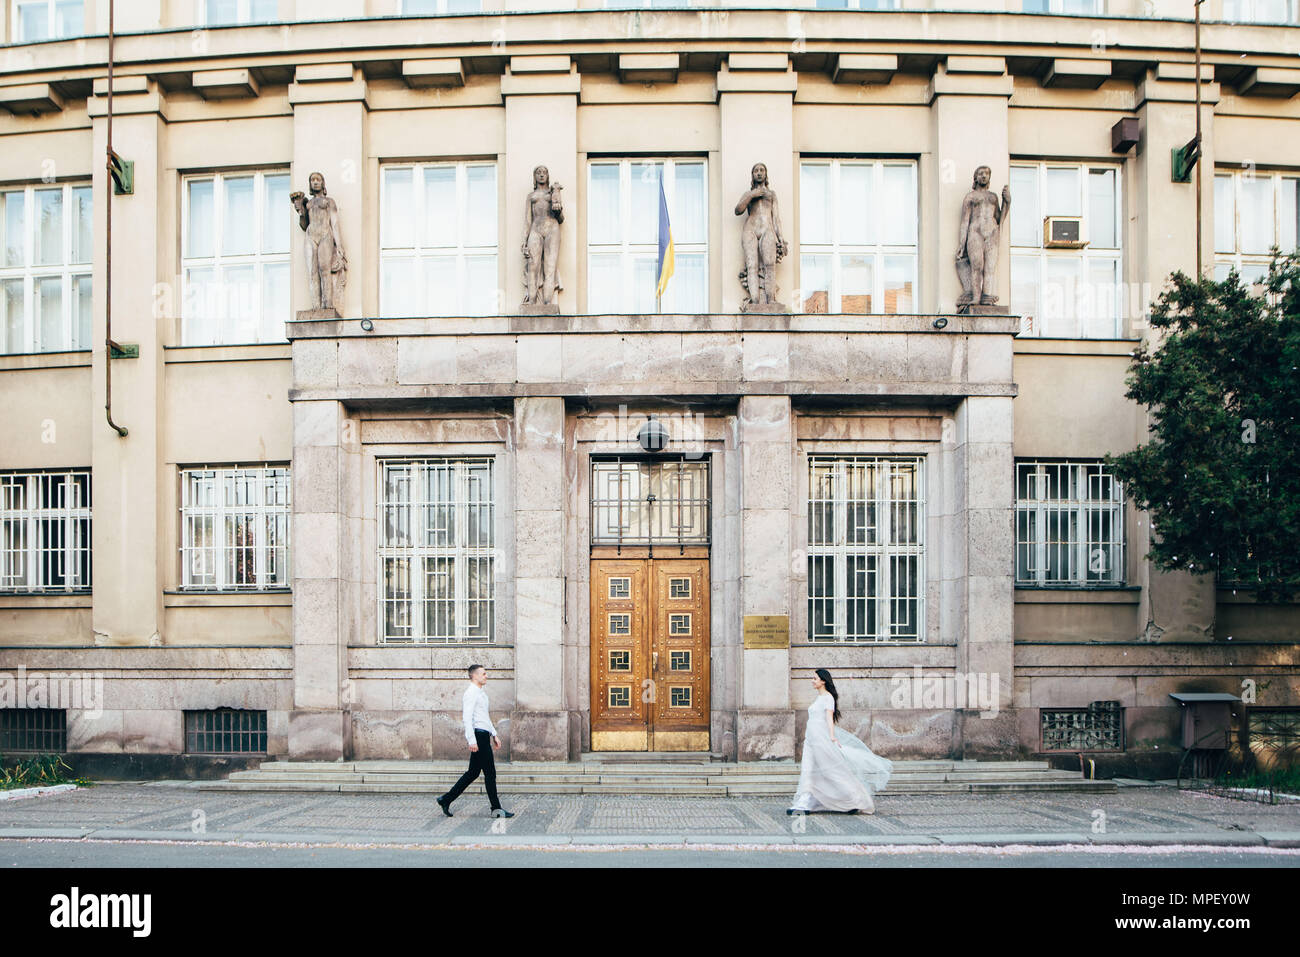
top-left (503, 57), bottom-right (578, 314)
top-left (718, 54), bottom-right (796, 314)
top-left (954, 395), bottom-right (1018, 757)
top-left (1132, 63), bottom-right (1220, 641)
top-left (288, 64), bottom-right (367, 319)
top-left (88, 77), bottom-right (168, 647)
top-left (927, 57), bottom-right (1013, 314)
top-left (511, 396), bottom-right (571, 759)
top-left (736, 395), bottom-right (796, 759)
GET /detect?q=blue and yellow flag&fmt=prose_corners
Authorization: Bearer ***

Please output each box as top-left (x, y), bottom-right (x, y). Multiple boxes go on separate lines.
top-left (656, 174), bottom-right (674, 301)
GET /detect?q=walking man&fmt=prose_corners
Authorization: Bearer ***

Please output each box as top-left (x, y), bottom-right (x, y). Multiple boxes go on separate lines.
top-left (436, 664), bottom-right (513, 818)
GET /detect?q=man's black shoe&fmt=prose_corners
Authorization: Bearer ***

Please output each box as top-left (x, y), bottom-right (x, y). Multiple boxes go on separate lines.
top-left (436, 795), bottom-right (453, 817)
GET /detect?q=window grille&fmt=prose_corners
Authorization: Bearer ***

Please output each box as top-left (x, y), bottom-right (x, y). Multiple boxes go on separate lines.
top-left (1016, 460), bottom-right (1124, 586)
top-left (1040, 701), bottom-right (1125, 752)
top-left (180, 466), bottom-right (290, 590)
top-left (378, 458), bottom-right (495, 643)
top-left (0, 708), bottom-right (67, 752)
top-left (0, 470), bottom-right (91, 593)
top-left (184, 709), bottom-right (267, 754)
top-left (807, 456), bottom-right (925, 642)
top-left (590, 457), bottom-right (710, 547)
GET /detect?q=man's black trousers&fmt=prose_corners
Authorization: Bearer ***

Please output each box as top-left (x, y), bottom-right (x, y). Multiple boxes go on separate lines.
top-left (441, 729), bottom-right (501, 810)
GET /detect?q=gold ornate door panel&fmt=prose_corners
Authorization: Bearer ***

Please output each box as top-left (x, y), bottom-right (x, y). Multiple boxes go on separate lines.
top-left (590, 548), bottom-right (710, 752)
top-left (590, 559), bottom-right (650, 751)
top-left (648, 559), bottom-right (710, 752)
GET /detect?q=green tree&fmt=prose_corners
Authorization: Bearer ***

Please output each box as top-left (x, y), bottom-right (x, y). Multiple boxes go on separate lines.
top-left (1107, 254), bottom-right (1300, 604)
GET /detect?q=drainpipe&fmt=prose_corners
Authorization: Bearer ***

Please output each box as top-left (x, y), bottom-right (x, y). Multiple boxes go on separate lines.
top-left (104, 0), bottom-right (127, 437)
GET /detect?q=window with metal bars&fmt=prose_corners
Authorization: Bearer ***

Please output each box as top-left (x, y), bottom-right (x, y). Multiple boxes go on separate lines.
top-left (0, 470), bottom-right (91, 593)
top-left (180, 466), bottom-right (290, 590)
top-left (184, 709), bottom-right (267, 754)
top-left (1039, 702), bottom-right (1125, 752)
top-left (590, 457), bottom-right (710, 547)
top-left (378, 458), bottom-right (495, 643)
top-left (1015, 460), bottom-right (1124, 587)
top-left (807, 456), bottom-right (924, 642)
top-left (0, 708), bottom-right (67, 752)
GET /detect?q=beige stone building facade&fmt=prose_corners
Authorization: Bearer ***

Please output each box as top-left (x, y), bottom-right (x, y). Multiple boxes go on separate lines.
top-left (1, 1), bottom-right (1297, 771)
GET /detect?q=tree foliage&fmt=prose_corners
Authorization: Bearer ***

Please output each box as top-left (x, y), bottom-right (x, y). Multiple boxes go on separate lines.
top-left (1106, 254), bottom-right (1300, 603)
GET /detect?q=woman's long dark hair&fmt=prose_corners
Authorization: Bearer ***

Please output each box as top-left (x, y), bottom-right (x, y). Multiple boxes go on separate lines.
top-left (816, 668), bottom-right (842, 723)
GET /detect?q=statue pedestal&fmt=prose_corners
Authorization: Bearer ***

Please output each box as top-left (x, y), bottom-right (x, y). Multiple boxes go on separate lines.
top-left (296, 308), bottom-right (341, 321)
top-left (956, 303), bottom-right (1010, 316)
top-left (518, 303), bottom-right (561, 316)
top-left (740, 302), bottom-right (790, 315)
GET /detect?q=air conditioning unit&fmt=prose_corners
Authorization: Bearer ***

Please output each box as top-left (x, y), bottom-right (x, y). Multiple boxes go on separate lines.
top-left (1044, 216), bottom-right (1087, 248)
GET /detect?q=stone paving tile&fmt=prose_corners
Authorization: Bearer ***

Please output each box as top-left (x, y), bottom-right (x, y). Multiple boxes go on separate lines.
top-left (0, 783), bottom-right (1296, 842)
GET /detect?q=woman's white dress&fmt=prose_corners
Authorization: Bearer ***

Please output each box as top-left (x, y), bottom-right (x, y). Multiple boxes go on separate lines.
top-left (790, 693), bottom-right (893, 812)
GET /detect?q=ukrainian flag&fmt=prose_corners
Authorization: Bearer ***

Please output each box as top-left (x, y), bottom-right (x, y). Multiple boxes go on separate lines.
top-left (656, 173), bottom-right (675, 301)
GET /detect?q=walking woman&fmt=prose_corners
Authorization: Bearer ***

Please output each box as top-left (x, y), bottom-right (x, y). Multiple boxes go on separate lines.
top-left (788, 669), bottom-right (893, 814)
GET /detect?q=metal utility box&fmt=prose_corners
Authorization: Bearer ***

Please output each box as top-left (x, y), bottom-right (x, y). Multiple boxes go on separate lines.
top-left (1169, 693), bottom-right (1240, 750)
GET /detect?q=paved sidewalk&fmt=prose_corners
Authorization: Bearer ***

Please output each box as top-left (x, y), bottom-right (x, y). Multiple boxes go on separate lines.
top-left (0, 781), bottom-right (1298, 849)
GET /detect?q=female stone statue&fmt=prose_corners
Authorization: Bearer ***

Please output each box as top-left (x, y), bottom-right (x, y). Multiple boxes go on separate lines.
top-left (290, 171), bottom-right (347, 313)
top-left (734, 162), bottom-right (788, 311)
top-left (522, 164), bottom-right (563, 308)
top-left (955, 165), bottom-right (1011, 308)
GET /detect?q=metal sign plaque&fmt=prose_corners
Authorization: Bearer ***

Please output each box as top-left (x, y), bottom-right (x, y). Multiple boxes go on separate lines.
top-left (743, 615), bottom-right (790, 649)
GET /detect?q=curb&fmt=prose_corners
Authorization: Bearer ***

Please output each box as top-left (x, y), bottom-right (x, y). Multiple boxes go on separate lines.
top-left (0, 784), bottom-right (78, 802)
top-left (2, 827), bottom-right (1298, 849)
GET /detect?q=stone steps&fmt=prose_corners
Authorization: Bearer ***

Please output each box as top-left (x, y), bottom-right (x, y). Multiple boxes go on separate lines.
top-left (195, 757), bottom-right (1116, 795)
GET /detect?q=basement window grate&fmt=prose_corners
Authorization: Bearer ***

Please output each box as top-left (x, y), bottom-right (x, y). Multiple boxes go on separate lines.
top-left (0, 708), bottom-right (67, 753)
top-left (1040, 701), bottom-right (1125, 752)
top-left (184, 709), bottom-right (267, 754)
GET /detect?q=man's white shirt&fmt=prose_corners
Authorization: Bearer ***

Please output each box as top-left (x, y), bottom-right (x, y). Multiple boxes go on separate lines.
top-left (463, 683), bottom-right (498, 746)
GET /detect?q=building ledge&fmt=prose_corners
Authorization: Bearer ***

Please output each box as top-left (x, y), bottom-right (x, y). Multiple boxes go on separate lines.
top-left (163, 590), bottom-right (292, 607)
top-left (163, 342), bottom-right (291, 363)
top-left (1015, 587), bottom-right (1142, 604)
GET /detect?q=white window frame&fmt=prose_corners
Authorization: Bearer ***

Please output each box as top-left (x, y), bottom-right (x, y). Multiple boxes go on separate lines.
top-left (378, 458), bottom-right (496, 644)
top-left (0, 182), bottom-right (93, 355)
top-left (813, 0), bottom-right (903, 9)
top-left (0, 469), bottom-right (92, 593)
top-left (587, 157), bottom-right (709, 314)
top-left (181, 169), bottom-right (290, 346)
top-left (807, 456), bottom-right (925, 643)
top-left (1010, 160), bottom-right (1123, 339)
top-left (1020, 0), bottom-right (1104, 13)
top-left (379, 161), bottom-right (499, 318)
top-left (1015, 460), bottom-right (1125, 587)
top-left (399, 0), bottom-right (483, 15)
top-left (1213, 168), bottom-right (1300, 283)
top-left (12, 0), bottom-right (83, 41)
top-left (1220, 0), bottom-right (1299, 24)
top-left (195, 0), bottom-right (280, 26)
top-left (179, 465), bottom-right (291, 591)
top-left (798, 158), bottom-right (918, 314)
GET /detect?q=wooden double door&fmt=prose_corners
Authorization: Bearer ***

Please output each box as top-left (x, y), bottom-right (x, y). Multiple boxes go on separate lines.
top-left (590, 547), bottom-right (710, 751)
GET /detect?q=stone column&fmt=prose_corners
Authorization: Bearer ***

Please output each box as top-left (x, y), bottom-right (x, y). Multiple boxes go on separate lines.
top-left (1131, 63), bottom-right (1220, 642)
top-left (288, 397), bottom-right (353, 760)
top-left (736, 395), bottom-right (795, 759)
top-left (288, 64), bottom-right (367, 319)
top-left (511, 396), bottom-right (570, 759)
top-left (954, 395), bottom-right (1017, 757)
top-left (928, 57), bottom-right (1013, 314)
top-left (88, 77), bottom-right (168, 650)
top-left (503, 57), bottom-right (578, 314)
top-left (718, 54), bottom-right (796, 314)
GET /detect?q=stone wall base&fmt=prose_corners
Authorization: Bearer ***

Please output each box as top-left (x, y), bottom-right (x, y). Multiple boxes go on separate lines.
top-left (959, 708), bottom-right (1020, 760)
top-left (737, 709), bottom-right (795, 760)
top-left (288, 709), bottom-right (351, 761)
top-left (509, 710), bottom-right (572, 761)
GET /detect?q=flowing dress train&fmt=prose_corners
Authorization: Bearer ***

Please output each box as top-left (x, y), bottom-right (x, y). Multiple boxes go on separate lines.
top-left (790, 693), bottom-right (893, 812)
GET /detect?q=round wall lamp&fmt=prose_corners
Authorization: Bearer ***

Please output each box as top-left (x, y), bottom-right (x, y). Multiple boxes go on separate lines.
top-left (360, 319), bottom-right (374, 332)
top-left (637, 415), bottom-right (670, 452)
